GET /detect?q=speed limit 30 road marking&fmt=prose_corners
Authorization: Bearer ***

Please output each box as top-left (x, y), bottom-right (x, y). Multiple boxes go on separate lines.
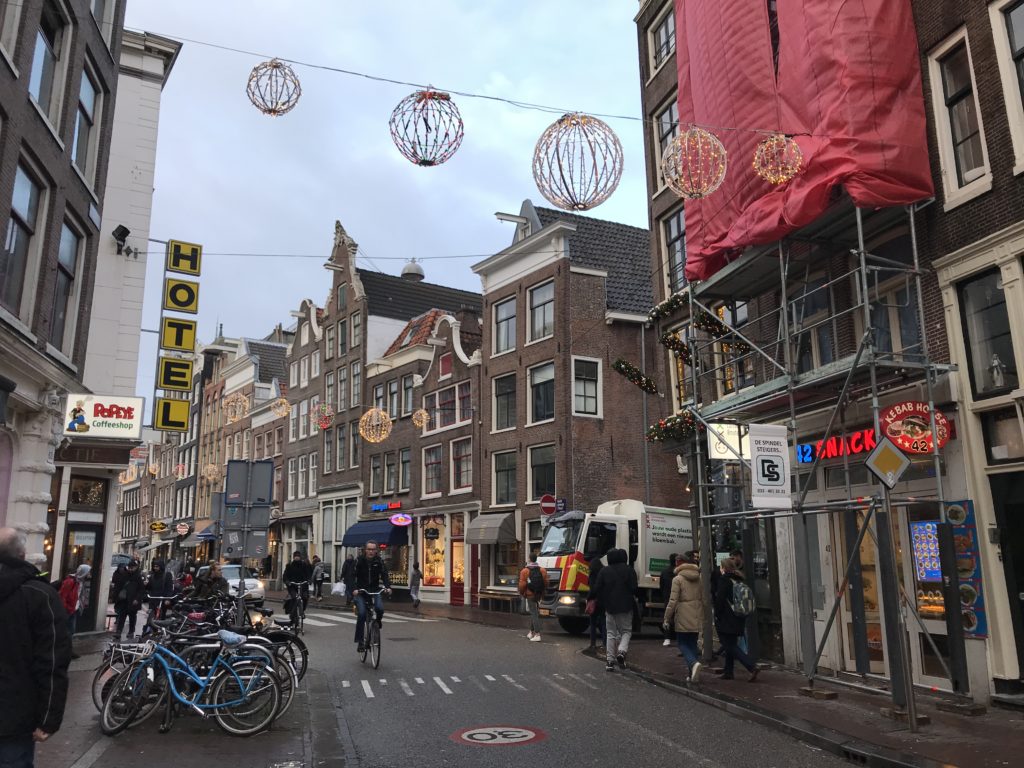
top-left (449, 726), bottom-right (547, 746)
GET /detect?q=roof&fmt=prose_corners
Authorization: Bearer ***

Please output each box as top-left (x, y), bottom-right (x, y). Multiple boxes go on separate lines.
top-left (245, 340), bottom-right (289, 384)
top-left (357, 269), bottom-right (481, 321)
top-left (533, 205), bottom-right (652, 313)
top-left (384, 309), bottom-right (448, 356)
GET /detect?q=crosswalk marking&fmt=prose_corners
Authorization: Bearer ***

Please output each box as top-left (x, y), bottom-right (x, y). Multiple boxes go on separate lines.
top-left (433, 676), bottom-right (453, 694)
top-left (379, 679), bottom-right (387, 685)
top-left (342, 680), bottom-right (350, 688)
top-left (569, 673), bottom-right (598, 690)
top-left (301, 618), bottom-right (335, 627)
top-left (484, 675), bottom-right (496, 681)
top-left (468, 675), bottom-right (487, 692)
top-left (450, 676), bottom-right (460, 683)
top-left (338, 670), bottom-right (609, 702)
top-left (305, 612), bottom-right (357, 624)
top-left (502, 674), bottom-right (526, 691)
top-left (415, 677), bottom-right (425, 684)
top-left (399, 680), bottom-right (415, 696)
top-left (385, 614), bottom-right (438, 622)
top-left (361, 680), bottom-right (374, 699)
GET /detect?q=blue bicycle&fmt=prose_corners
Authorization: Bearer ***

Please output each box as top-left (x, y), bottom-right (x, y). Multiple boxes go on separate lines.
top-left (100, 630), bottom-right (281, 737)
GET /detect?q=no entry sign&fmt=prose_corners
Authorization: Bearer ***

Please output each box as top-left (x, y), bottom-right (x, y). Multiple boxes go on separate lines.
top-left (540, 494), bottom-right (556, 515)
top-left (450, 726), bottom-right (547, 746)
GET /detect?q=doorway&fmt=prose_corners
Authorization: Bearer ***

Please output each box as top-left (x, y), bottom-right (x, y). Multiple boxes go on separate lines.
top-left (989, 472), bottom-right (1024, 682)
top-left (450, 540), bottom-right (465, 605)
top-left (61, 523), bottom-right (103, 632)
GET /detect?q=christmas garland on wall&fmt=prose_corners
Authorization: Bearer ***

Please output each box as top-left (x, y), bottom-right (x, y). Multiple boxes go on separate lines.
top-left (646, 408), bottom-right (704, 443)
top-left (612, 358), bottom-right (658, 394)
top-left (658, 331), bottom-right (693, 366)
top-left (648, 291), bottom-right (688, 322)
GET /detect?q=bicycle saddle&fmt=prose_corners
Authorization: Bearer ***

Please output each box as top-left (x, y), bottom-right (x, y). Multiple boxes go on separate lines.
top-left (150, 618), bottom-right (179, 629)
top-left (217, 630), bottom-right (246, 647)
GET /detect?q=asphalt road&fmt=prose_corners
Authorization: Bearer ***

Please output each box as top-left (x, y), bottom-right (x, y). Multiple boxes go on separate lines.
top-left (40, 607), bottom-right (847, 768)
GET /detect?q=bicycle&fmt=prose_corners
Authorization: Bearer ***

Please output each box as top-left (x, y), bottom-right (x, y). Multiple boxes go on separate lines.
top-left (356, 587), bottom-right (389, 669)
top-left (285, 580), bottom-right (308, 634)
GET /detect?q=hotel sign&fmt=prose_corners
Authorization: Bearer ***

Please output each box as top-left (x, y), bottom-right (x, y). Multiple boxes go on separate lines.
top-left (154, 239), bottom-right (203, 432)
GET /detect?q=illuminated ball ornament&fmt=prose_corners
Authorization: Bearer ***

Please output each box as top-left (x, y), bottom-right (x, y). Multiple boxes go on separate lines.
top-left (224, 392), bottom-right (249, 424)
top-left (411, 408), bottom-right (429, 429)
top-left (389, 89), bottom-right (465, 166)
top-left (753, 133), bottom-right (803, 185)
top-left (662, 126), bottom-right (728, 200)
top-left (359, 407), bottom-right (393, 443)
top-left (246, 58), bottom-right (302, 116)
top-left (175, 463), bottom-right (188, 481)
top-left (313, 402), bottom-right (336, 430)
top-left (270, 397), bottom-right (291, 419)
top-left (148, 463), bottom-right (159, 477)
top-left (203, 463), bottom-right (222, 483)
top-left (532, 112), bottom-right (624, 211)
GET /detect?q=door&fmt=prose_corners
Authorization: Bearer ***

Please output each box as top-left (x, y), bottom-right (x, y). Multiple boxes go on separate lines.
top-left (804, 514), bottom-right (839, 670)
top-left (450, 540), bottom-right (465, 605)
top-left (61, 523), bottom-right (103, 632)
top-left (990, 472), bottom-right (1024, 678)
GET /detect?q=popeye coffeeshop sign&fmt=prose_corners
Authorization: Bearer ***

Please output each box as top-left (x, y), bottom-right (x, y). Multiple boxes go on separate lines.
top-left (63, 394), bottom-right (144, 439)
top-left (879, 401), bottom-right (950, 454)
top-left (153, 239), bottom-right (202, 433)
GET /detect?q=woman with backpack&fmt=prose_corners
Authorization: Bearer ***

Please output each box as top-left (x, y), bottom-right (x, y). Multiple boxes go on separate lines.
top-left (713, 557), bottom-right (759, 681)
top-left (518, 555), bottom-right (546, 642)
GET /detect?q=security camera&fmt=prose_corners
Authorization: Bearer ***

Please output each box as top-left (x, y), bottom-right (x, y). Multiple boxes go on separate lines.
top-left (112, 225), bottom-right (131, 255)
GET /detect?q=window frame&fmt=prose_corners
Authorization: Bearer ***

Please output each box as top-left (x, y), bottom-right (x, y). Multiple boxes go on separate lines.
top-left (2, 161), bottom-right (47, 323)
top-left (527, 279), bottom-right (555, 343)
top-left (528, 360), bottom-right (555, 425)
top-left (493, 373), bottom-right (517, 432)
top-left (384, 452), bottom-right (397, 494)
top-left (369, 454), bottom-right (382, 496)
top-left (324, 324), bottom-right (334, 360)
top-left (311, 350), bottom-right (321, 379)
top-left (28, 0), bottom-right (70, 128)
top-left (653, 94), bottom-right (680, 192)
top-left (0, 0), bottom-right (23, 61)
top-left (48, 217), bottom-right (85, 353)
top-left (663, 206), bottom-right (687, 295)
top-left (422, 443), bottom-right (443, 498)
top-left (649, 5), bottom-right (676, 74)
top-left (350, 311), bottom-right (362, 347)
top-left (299, 399), bottom-right (309, 439)
top-left (571, 356), bottom-right (602, 418)
top-left (401, 374), bottom-right (414, 415)
top-left (492, 450), bottom-right (517, 507)
top-left (528, 443), bottom-right (556, 503)
top-left (287, 458), bottom-right (297, 501)
top-left (336, 319), bottom-right (347, 356)
top-left (349, 420), bottom-right (360, 468)
top-left (309, 451), bottom-right (318, 496)
top-left (298, 455), bottom-right (307, 498)
top-left (350, 361), bottom-right (361, 408)
top-left (493, 296), bottom-right (517, 356)
top-left (450, 437), bottom-right (472, 492)
top-left (387, 378), bottom-right (400, 417)
top-left (72, 60), bottom-right (102, 185)
top-left (337, 366), bottom-right (348, 411)
top-left (399, 447), bottom-right (411, 492)
top-left (957, 267), bottom-right (1019, 400)
top-left (300, 356), bottom-right (309, 388)
top-left (990, 0), bottom-right (1024, 175)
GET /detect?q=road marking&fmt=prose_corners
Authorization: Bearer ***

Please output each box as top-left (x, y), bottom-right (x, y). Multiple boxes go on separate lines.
top-left (415, 677), bottom-right (425, 684)
top-left (585, 673), bottom-right (596, 679)
top-left (361, 680), bottom-right (374, 699)
top-left (433, 676), bottom-right (454, 694)
top-left (387, 614), bottom-right (437, 622)
top-left (342, 680), bottom-right (350, 688)
top-left (305, 612), bottom-right (358, 624)
top-left (451, 726), bottom-right (547, 746)
top-left (484, 674), bottom-right (496, 681)
top-left (399, 679), bottom-right (415, 696)
top-left (468, 675), bottom-right (488, 692)
top-left (502, 674), bottom-right (527, 691)
top-left (554, 673), bottom-right (564, 679)
top-left (379, 679), bottom-right (387, 685)
top-left (569, 673), bottom-right (598, 690)
top-left (301, 618), bottom-right (334, 627)
top-left (67, 737), bottom-right (111, 768)
top-left (450, 675), bottom-right (461, 683)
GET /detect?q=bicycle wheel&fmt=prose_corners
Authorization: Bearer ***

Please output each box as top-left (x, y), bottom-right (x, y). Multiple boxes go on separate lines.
top-left (211, 662), bottom-right (281, 737)
top-left (100, 662), bottom-right (156, 736)
top-left (369, 621), bottom-right (381, 669)
top-left (92, 660), bottom-right (123, 712)
top-left (360, 624), bottom-right (369, 664)
top-left (264, 630), bottom-right (308, 681)
top-left (272, 649), bottom-right (298, 720)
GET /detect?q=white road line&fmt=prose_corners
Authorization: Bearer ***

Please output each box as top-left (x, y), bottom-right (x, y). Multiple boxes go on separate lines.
top-left (379, 679), bottom-right (387, 685)
top-left (502, 674), bottom-right (527, 691)
top-left (386, 614), bottom-right (437, 622)
top-left (433, 676), bottom-right (453, 694)
top-left (67, 737), bottom-right (111, 768)
top-left (301, 618), bottom-right (334, 627)
top-left (399, 679), bottom-right (415, 696)
top-left (468, 675), bottom-right (488, 692)
top-left (484, 674), bottom-right (496, 681)
top-left (361, 680), bottom-right (374, 699)
top-left (569, 673), bottom-right (599, 690)
top-left (450, 676), bottom-right (461, 683)
top-left (415, 677), bottom-right (425, 684)
top-left (585, 673), bottom-right (596, 679)
top-left (305, 612), bottom-right (358, 624)
top-left (342, 680), bottom-right (351, 688)
top-left (554, 673), bottom-right (564, 679)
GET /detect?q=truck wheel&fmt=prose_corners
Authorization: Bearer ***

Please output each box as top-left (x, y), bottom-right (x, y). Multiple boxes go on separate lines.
top-left (558, 617), bottom-right (589, 635)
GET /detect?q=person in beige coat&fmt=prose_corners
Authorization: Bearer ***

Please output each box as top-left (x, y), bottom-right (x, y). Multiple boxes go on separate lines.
top-left (662, 554), bottom-right (706, 681)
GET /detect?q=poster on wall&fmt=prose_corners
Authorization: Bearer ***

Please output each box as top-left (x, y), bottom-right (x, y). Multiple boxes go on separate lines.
top-left (948, 500), bottom-right (987, 638)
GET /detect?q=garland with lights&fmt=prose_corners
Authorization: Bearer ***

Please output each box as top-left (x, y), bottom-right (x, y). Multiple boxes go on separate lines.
top-left (649, 291), bottom-right (688, 322)
top-left (612, 358), bottom-right (658, 394)
top-left (658, 331), bottom-right (693, 366)
top-left (646, 409), bottom-right (704, 443)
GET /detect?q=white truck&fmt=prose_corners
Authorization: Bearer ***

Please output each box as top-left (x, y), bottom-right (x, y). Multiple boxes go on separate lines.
top-left (536, 499), bottom-right (693, 635)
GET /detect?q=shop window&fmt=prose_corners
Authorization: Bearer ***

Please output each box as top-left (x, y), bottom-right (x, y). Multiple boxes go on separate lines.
top-left (422, 517), bottom-right (447, 586)
top-left (493, 451), bottom-right (516, 506)
top-left (494, 296), bottom-right (516, 354)
top-left (958, 270), bottom-right (1018, 398)
top-left (494, 374), bottom-right (516, 430)
top-left (824, 464), bottom-right (869, 488)
top-left (908, 505), bottom-right (946, 623)
top-left (529, 444), bottom-right (555, 501)
top-left (494, 541), bottom-right (522, 587)
top-left (382, 543), bottom-right (409, 587)
top-left (792, 471), bottom-right (819, 493)
top-left (982, 406), bottom-right (1024, 463)
top-left (68, 476), bottom-right (107, 509)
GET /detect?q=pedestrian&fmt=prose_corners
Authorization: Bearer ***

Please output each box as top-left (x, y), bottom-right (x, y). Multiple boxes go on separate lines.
top-left (147, 559), bottom-right (175, 619)
top-left (714, 557), bottom-right (759, 681)
top-left (728, 549), bottom-right (750, 653)
top-left (311, 556), bottom-right (325, 601)
top-left (518, 555), bottom-right (546, 642)
top-left (0, 527), bottom-right (71, 768)
top-left (111, 559), bottom-right (144, 639)
top-left (662, 553), bottom-right (706, 681)
top-left (587, 553), bottom-right (605, 648)
top-left (58, 564), bottom-right (90, 658)
top-left (409, 562), bottom-right (423, 608)
top-left (591, 548), bottom-right (637, 671)
top-left (340, 554), bottom-right (356, 606)
top-left (659, 552), bottom-right (677, 647)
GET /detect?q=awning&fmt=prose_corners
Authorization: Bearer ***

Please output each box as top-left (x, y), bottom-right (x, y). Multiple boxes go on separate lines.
top-left (180, 531), bottom-right (214, 548)
top-left (341, 519), bottom-right (409, 548)
top-left (137, 540), bottom-right (170, 553)
top-left (466, 512), bottom-right (516, 545)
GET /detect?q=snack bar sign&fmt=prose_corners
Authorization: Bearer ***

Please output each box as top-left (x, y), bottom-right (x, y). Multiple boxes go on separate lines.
top-left (879, 401), bottom-right (950, 455)
top-left (153, 240), bottom-right (202, 432)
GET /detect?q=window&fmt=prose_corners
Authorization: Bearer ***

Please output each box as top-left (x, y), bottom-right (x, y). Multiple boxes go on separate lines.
top-left (287, 458), bottom-right (297, 500)
top-left (991, 0), bottom-right (1024, 173)
top-left (529, 362), bottom-right (555, 423)
top-left (350, 420), bottom-right (360, 468)
top-left (300, 356), bottom-right (309, 387)
top-left (337, 367), bottom-right (348, 411)
top-left (402, 374), bottom-right (414, 415)
top-left (959, 269), bottom-right (1018, 398)
top-left (311, 350), bottom-right (321, 378)
top-left (2, 165), bottom-right (43, 317)
top-left (373, 383), bottom-right (385, 409)
top-left (439, 352), bottom-right (453, 379)
top-left (289, 407), bottom-right (298, 441)
top-left (0, 0), bottom-right (22, 55)
top-left (336, 424), bottom-right (346, 470)
top-left (350, 312), bottom-right (362, 346)
top-left (370, 455), bottom-right (382, 495)
top-left (255, 433), bottom-right (264, 459)
top-left (493, 451), bottom-right (516, 506)
top-left (572, 358), bottom-right (601, 416)
top-left (337, 319), bottom-right (347, 356)
top-left (300, 323), bottom-right (309, 346)
top-left (29, 2), bottom-right (65, 122)
top-left (325, 325), bottom-right (334, 359)
top-left (871, 286), bottom-right (921, 359)
top-left (716, 303), bottom-right (755, 395)
top-left (337, 284), bottom-right (347, 312)
top-left (309, 452), bottom-right (317, 496)
top-left (399, 448), bottom-right (411, 491)
top-left (289, 362), bottom-right (298, 388)
top-left (299, 399), bottom-right (309, 439)
top-left (298, 455), bottom-right (307, 498)
top-left (529, 444), bottom-right (555, 501)
top-left (457, 381), bottom-right (471, 421)
top-left (387, 379), bottom-right (399, 417)
top-left (423, 392), bottom-right (436, 431)
top-left (91, 0), bottom-right (110, 43)
top-left (792, 277), bottom-right (834, 374)
top-left (982, 406), bottom-right (1024, 464)
top-left (233, 433), bottom-right (241, 460)
top-left (494, 374), bottom-right (516, 430)
top-left (664, 208), bottom-right (686, 293)
top-left (452, 438), bottom-right (472, 490)
top-left (651, 7), bottom-right (675, 68)
top-left (310, 395), bottom-right (320, 434)
top-left (655, 97), bottom-right (680, 188)
top-left (325, 371), bottom-right (334, 407)
top-left (384, 452), bottom-right (397, 494)
top-left (350, 362), bottom-right (361, 408)
top-left (49, 222), bottom-right (81, 350)
top-left (423, 445), bottom-right (443, 495)
top-left (73, 66), bottom-right (100, 181)
top-left (438, 386), bottom-right (456, 428)
top-left (274, 426), bottom-right (283, 455)
top-left (494, 297), bottom-right (516, 354)
top-left (242, 429), bottom-right (251, 459)
top-left (528, 281), bottom-right (554, 341)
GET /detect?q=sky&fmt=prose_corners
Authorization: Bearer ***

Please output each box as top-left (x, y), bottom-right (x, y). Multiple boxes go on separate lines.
top-left (127, 0), bottom-right (651, 398)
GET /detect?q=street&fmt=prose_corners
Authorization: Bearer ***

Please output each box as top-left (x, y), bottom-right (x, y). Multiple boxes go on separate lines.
top-left (39, 609), bottom-right (844, 768)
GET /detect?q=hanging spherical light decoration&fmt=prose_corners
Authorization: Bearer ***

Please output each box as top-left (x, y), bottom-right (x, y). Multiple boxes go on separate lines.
top-left (359, 407), bottom-right (393, 444)
top-left (203, 463), bottom-right (222, 483)
top-left (175, 463), bottom-right (188, 481)
top-left (313, 402), bottom-right (336, 430)
top-left (270, 397), bottom-right (291, 419)
top-left (246, 58), bottom-right (302, 116)
top-left (388, 89), bottom-right (465, 166)
top-left (148, 463), bottom-right (159, 477)
top-left (411, 408), bottom-right (429, 429)
top-left (224, 392), bottom-right (249, 424)
top-left (661, 126), bottom-right (728, 200)
top-left (752, 133), bottom-right (803, 185)
top-left (532, 112), bottom-right (624, 211)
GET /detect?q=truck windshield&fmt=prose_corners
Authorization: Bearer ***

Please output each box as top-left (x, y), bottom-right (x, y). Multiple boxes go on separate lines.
top-left (540, 521), bottom-right (582, 557)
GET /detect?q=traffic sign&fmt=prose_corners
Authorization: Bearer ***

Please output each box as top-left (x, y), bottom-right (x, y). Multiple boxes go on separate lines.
top-left (865, 436), bottom-right (911, 489)
top-left (450, 726), bottom-right (547, 746)
top-left (540, 494), bottom-right (556, 515)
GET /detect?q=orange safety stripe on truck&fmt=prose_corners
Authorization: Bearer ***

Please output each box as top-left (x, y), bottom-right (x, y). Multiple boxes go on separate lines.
top-left (556, 552), bottom-right (590, 592)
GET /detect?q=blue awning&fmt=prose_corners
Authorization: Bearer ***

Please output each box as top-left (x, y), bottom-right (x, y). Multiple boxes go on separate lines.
top-left (341, 519), bottom-right (409, 548)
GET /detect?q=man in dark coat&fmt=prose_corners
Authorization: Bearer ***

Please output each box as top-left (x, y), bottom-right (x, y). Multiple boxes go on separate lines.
top-left (347, 541), bottom-right (391, 652)
top-left (587, 554), bottom-right (605, 648)
top-left (111, 559), bottom-right (144, 639)
top-left (147, 559), bottom-right (176, 617)
top-left (713, 557), bottom-right (759, 680)
top-left (339, 553), bottom-right (356, 606)
top-left (282, 551), bottom-right (313, 613)
top-left (591, 548), bottom-right (637, 671)
top-left (0, 528), bottom-right (71, 767)
top-left (658, 553), bottom-right (678, 647)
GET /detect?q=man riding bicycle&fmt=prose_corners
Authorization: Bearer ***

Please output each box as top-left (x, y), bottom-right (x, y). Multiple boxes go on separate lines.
top-left (348, 541), bottom-right (391, 653)
top-left (282, 551), bottom-right (312, 616)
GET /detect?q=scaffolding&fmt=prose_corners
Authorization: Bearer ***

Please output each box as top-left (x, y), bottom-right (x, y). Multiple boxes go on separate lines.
top-left (671, 199), bottom-right (965, 728)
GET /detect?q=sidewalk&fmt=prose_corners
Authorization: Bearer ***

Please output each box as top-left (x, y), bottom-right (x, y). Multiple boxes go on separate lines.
top-left (275, 591), bottom-right (1024, 768)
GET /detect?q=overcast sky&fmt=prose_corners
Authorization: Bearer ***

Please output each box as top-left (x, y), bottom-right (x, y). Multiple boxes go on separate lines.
top-left (127, 0), bottom-right (650, 398)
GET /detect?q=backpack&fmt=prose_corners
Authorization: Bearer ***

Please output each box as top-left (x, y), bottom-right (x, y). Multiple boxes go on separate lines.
top-left (730, 580), bottom-right (755, 617)
top-left (527, 567), bottom-right (545, 596)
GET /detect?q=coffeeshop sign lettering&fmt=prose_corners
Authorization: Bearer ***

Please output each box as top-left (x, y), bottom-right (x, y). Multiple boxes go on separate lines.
top-left (63, 394), bottom-right (144, 440)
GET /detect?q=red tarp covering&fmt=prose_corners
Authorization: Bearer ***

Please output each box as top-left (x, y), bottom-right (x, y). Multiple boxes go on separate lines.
top-left (675, 0), bottom-right (934, 282)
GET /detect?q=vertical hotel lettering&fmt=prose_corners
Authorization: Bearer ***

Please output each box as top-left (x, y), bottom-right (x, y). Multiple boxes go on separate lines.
top-left (153, 240), bottom-right (202, 432)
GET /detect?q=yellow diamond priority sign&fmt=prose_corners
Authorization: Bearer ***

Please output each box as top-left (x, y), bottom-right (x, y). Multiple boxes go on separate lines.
top-left (865, 436), bottom-right (912, 489)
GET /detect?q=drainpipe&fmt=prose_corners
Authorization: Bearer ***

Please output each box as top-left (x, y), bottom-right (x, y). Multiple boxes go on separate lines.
top-left (641, 323), bottom-right (651, 505)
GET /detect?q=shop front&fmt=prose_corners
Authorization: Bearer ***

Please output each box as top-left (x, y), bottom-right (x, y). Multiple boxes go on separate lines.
top-left (340, 516), bottom-right (411, 591)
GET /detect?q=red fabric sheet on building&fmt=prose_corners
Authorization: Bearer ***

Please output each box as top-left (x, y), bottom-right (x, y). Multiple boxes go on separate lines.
top-left (674, 0), bottom-right (934, 282)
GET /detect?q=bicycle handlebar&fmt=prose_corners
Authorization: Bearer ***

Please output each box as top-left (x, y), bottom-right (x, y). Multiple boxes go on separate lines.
top-left (354, 587), bottom-right (390, 595)
top-left (285, 581), bottom-right (309, 587)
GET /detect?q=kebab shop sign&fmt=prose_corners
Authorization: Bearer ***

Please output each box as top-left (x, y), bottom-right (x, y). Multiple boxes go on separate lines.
top-left (880, 401), bottom-right (950, 455)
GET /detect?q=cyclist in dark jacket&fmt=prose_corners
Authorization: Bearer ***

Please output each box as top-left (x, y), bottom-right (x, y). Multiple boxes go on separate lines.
top-left (348, 541), bottom-right (391, 652)
top-left (282, 552), bottom-right (313, 612)
top-left (0, 528), bottom-right (71, 766)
